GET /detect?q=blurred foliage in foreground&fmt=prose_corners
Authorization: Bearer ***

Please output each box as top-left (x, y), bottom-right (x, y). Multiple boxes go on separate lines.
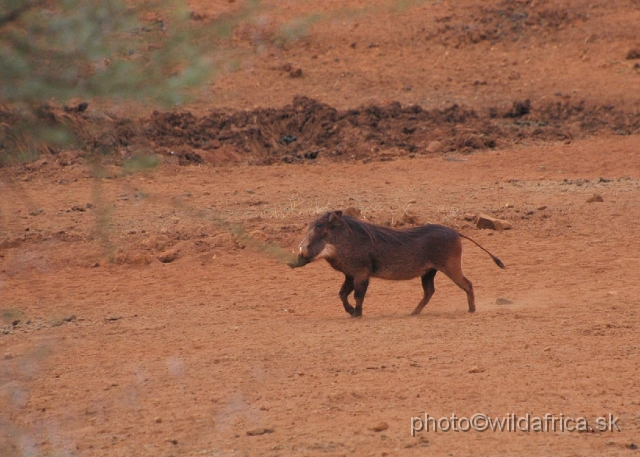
top-left (0, 0), bottom-right (210, 105)
top-left (0, 0), bottom-right (227, 166)
top-left (0, 0), bottom-right (419, 167)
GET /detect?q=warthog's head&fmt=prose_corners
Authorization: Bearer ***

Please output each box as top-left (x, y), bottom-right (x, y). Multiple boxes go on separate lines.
top-left (288, 211), bottom-right (342, 268)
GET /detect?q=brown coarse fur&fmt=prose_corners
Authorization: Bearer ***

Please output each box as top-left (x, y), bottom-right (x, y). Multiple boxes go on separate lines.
top-left (291, 210), bottom-right (505, 317)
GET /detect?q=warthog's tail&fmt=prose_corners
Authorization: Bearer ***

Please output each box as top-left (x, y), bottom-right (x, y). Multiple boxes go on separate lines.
top-left (458, 233), bottom-right (506, 269)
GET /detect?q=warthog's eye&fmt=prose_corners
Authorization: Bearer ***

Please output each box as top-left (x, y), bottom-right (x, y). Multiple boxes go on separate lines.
top-left (315, 222), bottom-right (324, 229)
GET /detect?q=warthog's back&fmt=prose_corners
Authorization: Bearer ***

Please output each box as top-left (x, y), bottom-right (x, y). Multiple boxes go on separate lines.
top-left (339, 220), bottom-right (461, 281)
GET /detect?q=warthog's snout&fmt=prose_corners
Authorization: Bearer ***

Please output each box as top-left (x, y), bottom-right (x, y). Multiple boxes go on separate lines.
top-left (298, 234), bottom-right (312, 258)
top-left (288, 229), bottom-right (316, 268)
top-left (287, 245), bottom-right (312, 268)
top-left (287, 254), bottom-right (312, 269)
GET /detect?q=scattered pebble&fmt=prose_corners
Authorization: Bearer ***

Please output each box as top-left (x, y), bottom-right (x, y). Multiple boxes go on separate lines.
top-left (343, 207), bottom-right (361, 218)
top-left (476, 213), bottom-right (512, 230)
top-left (280, 135), bottom-right (297, 145)
top-left (246, 428), bottom-right (274, 436)
top-left (626, 49), bottom-right (640, 60)
top-left (130, 253), bottom-right (151, 265)
top-left (468, 366), bottom-right (483, 373)
top-left (587, 194), bottom-right (604, 203)
top-left (372, 422), bottom-right (389, 432)
top-left (157, 248), bottom-right (179, 263)
top-left (111, 250), bottom-right (127, 265)
top-left (426, 141), bottom-right (442, 153)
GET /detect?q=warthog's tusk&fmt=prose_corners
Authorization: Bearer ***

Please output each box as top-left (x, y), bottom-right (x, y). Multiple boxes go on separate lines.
top-left (299, 246), bottom-right (303, 253)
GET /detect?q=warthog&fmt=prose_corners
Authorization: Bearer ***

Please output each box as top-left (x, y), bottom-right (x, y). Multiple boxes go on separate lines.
top-left (288, 210), bottom-right (505, 317)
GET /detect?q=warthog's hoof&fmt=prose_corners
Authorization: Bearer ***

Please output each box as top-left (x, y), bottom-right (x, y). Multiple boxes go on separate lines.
top-left (344, 305), bottom-right (361, 318)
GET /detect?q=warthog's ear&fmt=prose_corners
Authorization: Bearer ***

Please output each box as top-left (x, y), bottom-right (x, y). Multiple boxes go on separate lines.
top-left (328, 210), bottom-right (343, 226)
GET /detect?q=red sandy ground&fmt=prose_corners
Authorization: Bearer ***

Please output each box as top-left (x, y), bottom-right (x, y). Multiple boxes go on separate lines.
top-left (2, 0), bottom-right (640, 456)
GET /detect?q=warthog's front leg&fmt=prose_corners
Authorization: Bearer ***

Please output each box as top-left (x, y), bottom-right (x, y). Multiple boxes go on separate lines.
top-left (339, 275), bottom-right (355, 315)
top-left (352, 277), bottom-right (369, 318)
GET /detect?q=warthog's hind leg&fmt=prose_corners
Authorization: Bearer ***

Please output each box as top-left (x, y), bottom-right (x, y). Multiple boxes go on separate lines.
top-left (339, 275), bottom-right (355, 315)
top-left (441, 265), bottom-right (475, 312)
top-left (456, 275), bottom-right (475, 312)
top-left (411, 269), bottom-right (437, 316)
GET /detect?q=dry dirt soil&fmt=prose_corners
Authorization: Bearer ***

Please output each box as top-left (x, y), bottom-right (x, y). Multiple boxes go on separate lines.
top-left (2, 0), bottom-right (640, 456)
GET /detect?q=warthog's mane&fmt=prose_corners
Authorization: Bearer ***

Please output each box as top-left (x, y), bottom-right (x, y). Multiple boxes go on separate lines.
top-left (341, 215), bottom-right (415, 244)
